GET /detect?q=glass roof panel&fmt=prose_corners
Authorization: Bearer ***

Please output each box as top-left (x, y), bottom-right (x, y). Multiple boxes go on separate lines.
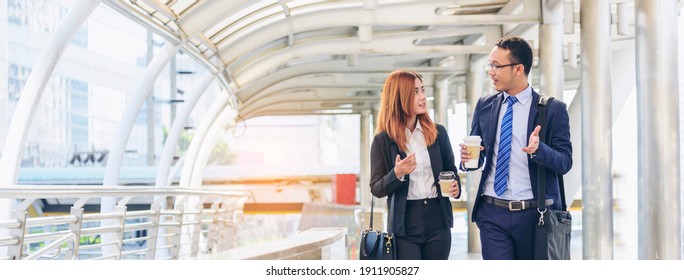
top-left (204, 0), bottom-right (278, 39)
top-left (228, 13), bottom-right (287, 45)
top-left (286, 0), bottom-right (327, 8)
top-left (212, 4), bottom-right (284, 45)
top-left (170, 0), bottom-right (199, 16)
top-left (284, 55), bottom-right (338, 68)
top-left (289, 1), bottom-right (361, 15)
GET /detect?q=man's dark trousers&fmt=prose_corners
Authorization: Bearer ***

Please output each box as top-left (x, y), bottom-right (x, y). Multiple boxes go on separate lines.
top-left (476, 199), bottom-right (539, 260)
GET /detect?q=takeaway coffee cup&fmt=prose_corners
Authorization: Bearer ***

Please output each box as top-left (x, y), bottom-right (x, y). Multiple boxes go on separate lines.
top-left (463, 135), bottom-right (482, 169)
top-left (438, 171), bottom-right (455, 197)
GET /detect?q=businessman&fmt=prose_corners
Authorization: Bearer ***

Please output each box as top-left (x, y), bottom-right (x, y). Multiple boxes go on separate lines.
top-left (460, 36), bottom-right (572, 260)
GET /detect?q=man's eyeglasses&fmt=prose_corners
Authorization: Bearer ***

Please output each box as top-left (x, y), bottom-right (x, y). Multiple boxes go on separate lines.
top-left (485, 63), bottom-right (521, 70)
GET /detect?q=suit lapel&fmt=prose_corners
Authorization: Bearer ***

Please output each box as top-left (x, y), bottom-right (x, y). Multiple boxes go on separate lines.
top-left (387, 137), bottom-right (406, 159)
top-left (428, 136), bottom-right (442, 180)
top-left (486, 93), bottom-right (503, 151)
top-left (527, 89), bottom-right (540, 143)
top-left (527, 89), bottom-right (541, 199)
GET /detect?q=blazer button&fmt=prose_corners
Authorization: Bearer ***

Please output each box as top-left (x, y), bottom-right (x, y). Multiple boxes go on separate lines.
top-left (423, 200), bottom-right (427, 205)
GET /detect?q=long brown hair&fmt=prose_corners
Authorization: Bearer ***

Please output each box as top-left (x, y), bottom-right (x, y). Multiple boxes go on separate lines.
top-left (375, 69), bottom-right (437, 152)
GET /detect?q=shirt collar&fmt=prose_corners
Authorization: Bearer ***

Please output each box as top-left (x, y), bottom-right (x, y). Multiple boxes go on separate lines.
top-left (404, 119), bottom-right (423, 134)
top-left (503, 84), bottom-right (532, 106)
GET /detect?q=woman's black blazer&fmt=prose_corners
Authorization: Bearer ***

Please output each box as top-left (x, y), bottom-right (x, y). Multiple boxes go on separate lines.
top-left (369, 124), bottom-right (461, 237)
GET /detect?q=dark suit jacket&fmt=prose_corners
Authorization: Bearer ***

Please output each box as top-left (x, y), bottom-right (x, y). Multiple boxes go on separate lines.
top-left (466, 89), bottom-right (572, 222)
top-left (369, 124), bottom-right (461, 237)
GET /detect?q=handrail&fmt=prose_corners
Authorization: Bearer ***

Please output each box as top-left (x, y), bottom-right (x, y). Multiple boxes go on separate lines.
top-left (0, 185), bottom-right (247, 199)
top-left (124, 210), bottom-right (157, 218)
top-left (0, 236), bottom-right (19, 246)
top-left (79, 240), bottom-right (120, 250)
top-left (25, 233), bottom-right (76, 260)
top-left (24, 230), bottom-right (72, 244)
top-left (82, 212), bottom-right (124, 221)
top-left (0, 220), bottom-right (21, 229)
top-left (26, 216), bottom-right (78, 227)
top-left (81, 225), bottom-right (123, 236)
top-left (0, 184), bottom-right (249, 260)
top-left (122, 222), bottom-right (155, 231)
top-left (122, 236), bottom-right (152, 243)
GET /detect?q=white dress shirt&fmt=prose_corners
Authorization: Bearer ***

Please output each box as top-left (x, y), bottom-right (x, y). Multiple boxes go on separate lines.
top-left (404, 121), bottom-right (437, 200)
top-left (483, 85), bottom-right (534, 200)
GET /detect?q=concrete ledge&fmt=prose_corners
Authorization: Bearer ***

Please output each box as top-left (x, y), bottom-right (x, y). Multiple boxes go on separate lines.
top-left (196, 227), bottom-right (347, 260)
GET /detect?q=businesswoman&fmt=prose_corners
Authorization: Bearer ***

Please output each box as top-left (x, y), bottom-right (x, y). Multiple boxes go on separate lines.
top-left (370, 69), bottom-right (461, 260)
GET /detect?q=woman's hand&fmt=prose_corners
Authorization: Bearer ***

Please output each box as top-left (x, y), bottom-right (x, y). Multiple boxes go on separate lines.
top-left (393, 153), bottom-right (416, 178)
top-left (448, 180), bottom-right (460, 197)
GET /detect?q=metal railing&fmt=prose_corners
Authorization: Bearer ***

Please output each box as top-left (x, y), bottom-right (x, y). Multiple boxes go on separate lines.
top-left (0, 186), bottom-right (248, 260)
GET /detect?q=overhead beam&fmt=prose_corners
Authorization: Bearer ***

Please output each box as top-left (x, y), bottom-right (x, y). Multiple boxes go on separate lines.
top-left (240, 90), bottom-right (385, 117)
top-left (215, 0), bottom-right (540, 60)
top-left (231, 26), bottom-right (499, 85)
top-left (243, 101), bottom-right (374, 119)
top-left (234, 53), bottom-right (467, 101)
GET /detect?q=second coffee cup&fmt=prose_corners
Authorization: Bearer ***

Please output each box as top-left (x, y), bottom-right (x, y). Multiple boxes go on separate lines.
top-left (463, 135), bottom-right (482, 169)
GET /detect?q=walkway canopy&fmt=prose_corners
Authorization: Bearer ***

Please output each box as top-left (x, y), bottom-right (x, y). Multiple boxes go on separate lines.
top-left (105, 0), bottom-right (545, 119)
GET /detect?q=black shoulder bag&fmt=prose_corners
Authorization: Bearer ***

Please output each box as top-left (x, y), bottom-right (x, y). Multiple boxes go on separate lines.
top-left (533, 95), bottom-right (573, 260)
top-left (360, 194), bottom-right (396, 260)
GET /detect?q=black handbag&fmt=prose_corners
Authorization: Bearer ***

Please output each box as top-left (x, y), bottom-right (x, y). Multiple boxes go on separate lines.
top-left (360, 195), bottom-right (396, 260)
top-left (533, 95), bottom-right (572, 260)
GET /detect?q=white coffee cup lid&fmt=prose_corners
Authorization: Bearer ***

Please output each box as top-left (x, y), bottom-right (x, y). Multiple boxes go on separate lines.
top-left (464, 135), bottom-right (481, 142)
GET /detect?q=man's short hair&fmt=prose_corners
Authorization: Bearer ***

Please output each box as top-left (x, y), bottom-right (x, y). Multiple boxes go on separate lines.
top-left (495, 36), bottom-right (533, 76)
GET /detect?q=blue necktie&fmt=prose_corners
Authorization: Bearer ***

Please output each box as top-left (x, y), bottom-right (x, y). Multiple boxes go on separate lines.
top-left (494, 96), bottom-right (517, 197)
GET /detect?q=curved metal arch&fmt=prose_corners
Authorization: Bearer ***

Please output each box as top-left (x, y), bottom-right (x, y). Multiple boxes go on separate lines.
top-left (240, 72), bottom-right (390, 104)
top-left (240, 91), bottom-right (383, 118)
top-left (100, 42), bottom-right (180, 258)
top-left (102, 43), bottom-right (180, 188)
top-left (245, 110), bottom-right (363, 119)
top-left (190, 106), bottom-right (237, 190)
top-left (176, 1), bottom-right (256, 36)
top-left (240, 88), bottom-right (383, 114)
top-left (0, 0), bottom-right (101, 185)
top-left (179, 93), bottom-right (231, 188)
top-left (242, 100), bottom-right (372, 120)
top-left (216, 0), bottom-right (539, 65)
top-left (233, 53), bottom-right (467, 101)
top-left (0, 2), bottom-right (102, 257)
top-left (155, 72), bottom-right (216, 188)
top-left (238, 71), bottom-right (438, 113)
top-left (230, 26), bottom-right (499, 85)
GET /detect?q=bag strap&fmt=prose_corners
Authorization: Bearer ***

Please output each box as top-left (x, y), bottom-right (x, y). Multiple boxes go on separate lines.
top-left (387, 193), bottom-right (394, 232)
top-left (369, 194), bottom-right (375, 229)
top-left (370, 192), bottom-right (395, 231)
top-left (536, 95), bottom-right (568, 213)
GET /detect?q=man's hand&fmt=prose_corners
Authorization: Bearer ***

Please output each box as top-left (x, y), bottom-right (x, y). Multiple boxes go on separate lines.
top-left (522, 125), bottom-right (541, 154)
top-left (460, 143), bottom-right (484, 163)
top-left (394, 153), bottom-right (416, 178)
